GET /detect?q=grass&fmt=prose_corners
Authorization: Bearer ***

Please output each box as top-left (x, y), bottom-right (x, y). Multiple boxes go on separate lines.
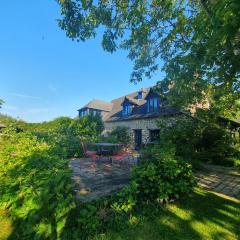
top-left (93, 188), bottom-right (240, 240)
top-left (1, 188), bottom-right (239, 240)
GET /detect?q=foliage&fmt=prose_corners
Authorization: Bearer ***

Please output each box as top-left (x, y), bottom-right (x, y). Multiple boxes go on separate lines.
top-left (0, 99), bottom-right (4, 108)
top-left (2, 187), bottom-right (240, 240)
top-left (0, 114), bottom-right (23, 128)
top-left (199, 126), bottom-right (240, 166)
top-left (70, 114), bottom-right (104, 140)
top-left (3, 113), bottom-right (234, 239)
top-left (157, 116), bottom-right (202, 162)
top-left (111, 142), bottom-right (195, 218)
top-left (98, 134), bottom-right (119, 144)
top-left (0, 114), bottom-right (105, 240)
top-left (30, 117), bottom-right (84, 158)
top-left (0, 115), bottom-right (105, 158)
top-left (129, 143), bottom-right (195, 205)
top-left (0, 128), bottom-right (75, 239)
top-left (62, 146), bottom-right (194, 240)
top-left (108, 126), bottom-right (131, 146)
top-left (22, 115), bottom-right (103, 138)
top-left (157, 115), bottom-right (240, 167)
top-left (60, 199), bottom-right (123, 240)
top-left (0, 208), bottom-right (12, 240)
top-left (0, 119), bottom-right (195, 240)
top-left (58, 0), bottom-right (240, 119)
top-left (2, 185), bottom-right (240, 240)
top-left (92, 188), bottom-right (240, 240)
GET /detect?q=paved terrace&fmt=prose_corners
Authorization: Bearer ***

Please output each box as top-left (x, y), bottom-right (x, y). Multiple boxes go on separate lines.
top-left (69, 158), bottom-right (138, 202)
top-left (70, 159), bottom-right (240, 202)
top-left (196, 164), bottom-right (240, 199)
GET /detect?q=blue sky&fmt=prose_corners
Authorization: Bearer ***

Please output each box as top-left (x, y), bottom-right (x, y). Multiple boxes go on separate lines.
top-left (0, 0), bottom-right (162, 122)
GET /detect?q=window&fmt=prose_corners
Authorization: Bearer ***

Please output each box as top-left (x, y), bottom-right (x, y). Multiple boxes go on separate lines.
top-left (149, 129), bottom-right (160, 142)
top-left (93, 110), bottom-right (97, 116)
top-left (91, 109), bottom-right (98, 116)
top-left (79, 109), bottom-right (89, 117)
top-left (81, 110), bottom-right (86, 117)
top-left (147, 98), bottom-right (158, 112)
top-left (138, 91), bottom-right (142, 100)
top-left (123, 104), bottom-right (132, 116)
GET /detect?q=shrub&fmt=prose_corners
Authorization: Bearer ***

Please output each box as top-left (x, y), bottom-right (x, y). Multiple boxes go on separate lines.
top-left (157, 116), bottom-right (202, 163)
top-left (157, 116), bottom-right (240, 167)
top-left (199, 126), bottom-right (240, 166)
top-left (113, 143), bottom-right (195, 213)
top-left (0, 121), bottom-right (196, 239)
top-left (21, 115), bottom-right (104, 158)
top-left (0, 129), bottom-right (75, 239)
top-left (108, 126), bottom-right (131, 146)
top-left (133, 143), bottom-right (195, 203)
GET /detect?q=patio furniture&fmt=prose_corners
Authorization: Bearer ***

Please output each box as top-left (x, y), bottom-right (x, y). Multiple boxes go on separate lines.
top-left (90, 142), bottom-right (122, 162)
top-left (86, 142), bottom-right (135, 167)
top-left (112, 150), bottom-right (133, 166)
top-left (81, 142), bottom-right (99, 161)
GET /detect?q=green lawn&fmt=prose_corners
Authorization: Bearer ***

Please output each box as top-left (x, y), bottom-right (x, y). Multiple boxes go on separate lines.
top-left (94, 188), bottom-right (240, 240)
top-left (1, 188), bottom-right (239, 240)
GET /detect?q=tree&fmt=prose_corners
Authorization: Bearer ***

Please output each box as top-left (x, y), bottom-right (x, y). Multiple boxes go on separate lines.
top-left (0, 99), bottom-right (4, 108)
top-left (57, 0), bottom-right (240, 119)
top-left (109, 126), bottom-right (130, 146)
top-left (70, 114), bottom-right (104, 140)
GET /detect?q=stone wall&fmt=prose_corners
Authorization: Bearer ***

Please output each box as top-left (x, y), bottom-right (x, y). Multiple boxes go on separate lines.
top-left (104, 115), bottom-right (183, 148)
top-left (104, 118), bottom-right (161, 147)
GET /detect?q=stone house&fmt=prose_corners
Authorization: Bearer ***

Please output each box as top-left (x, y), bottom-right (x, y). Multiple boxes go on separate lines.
top-left (77, 87), bottom-right (240, 149)
top-left (78, 87), bottom-right (180, 149)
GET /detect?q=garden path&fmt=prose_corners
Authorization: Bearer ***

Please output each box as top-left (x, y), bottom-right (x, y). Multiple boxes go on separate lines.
top-left (196, 164), bottom-right (240, 199)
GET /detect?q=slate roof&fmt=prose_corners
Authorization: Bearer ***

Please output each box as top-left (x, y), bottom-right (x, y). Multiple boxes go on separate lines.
top-left (124, 96), bottom-right (143, 106)
top-left (77, 87), bottom-right (180, 122)
top-left (105, 88), bottom-right (180, 122)
top-left (78, 99), bottom-right (113, 112)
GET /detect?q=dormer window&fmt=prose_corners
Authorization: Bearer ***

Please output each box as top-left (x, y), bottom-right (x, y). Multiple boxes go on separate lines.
top-left (78, 99), bottom-right (112, 119)
top-left (122, 96), bottom-right (137, 116)
top-left (147, 98), bottom-right (158, 112)
top-left (123, 104), bottom-right (132, 116)
top-left (138, 91), bottom-right (142, 100)
top-left (92, 109), bottom-right (97, 116)
top-left (79, 109), bottom-right (88, 117)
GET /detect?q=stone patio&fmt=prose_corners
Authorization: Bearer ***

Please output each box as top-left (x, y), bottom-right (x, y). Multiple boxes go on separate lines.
top-left (69, 157), bottom-right (138, 202)
top-left (70, 159), bottom-right (240, 202)
top-left (196, 164), bottom-right (240, 199)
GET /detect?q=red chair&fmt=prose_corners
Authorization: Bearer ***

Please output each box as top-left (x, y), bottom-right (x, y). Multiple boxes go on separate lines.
top-left (112, 151), bottom-right (130, 166)
top-left (81, 142), bottom-right (99, 161)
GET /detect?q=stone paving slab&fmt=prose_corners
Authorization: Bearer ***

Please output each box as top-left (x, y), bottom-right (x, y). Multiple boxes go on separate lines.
top-left (70, 159), bottom-right (240, 201)
top-left (69, 158), bottom-right (136, 202)
top-left (196, 165), bottom-right (240, 199)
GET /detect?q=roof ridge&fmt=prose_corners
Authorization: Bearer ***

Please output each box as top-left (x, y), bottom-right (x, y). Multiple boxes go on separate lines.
top-left (91, 98), bottom-right (111, 103)
top-left (111, 86), bottom-right (152, 103)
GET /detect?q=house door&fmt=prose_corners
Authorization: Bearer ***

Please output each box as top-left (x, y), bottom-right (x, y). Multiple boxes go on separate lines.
top-left (134, 129), bottom-right (142, 150)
